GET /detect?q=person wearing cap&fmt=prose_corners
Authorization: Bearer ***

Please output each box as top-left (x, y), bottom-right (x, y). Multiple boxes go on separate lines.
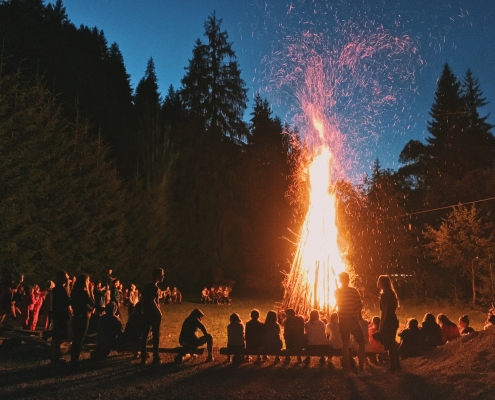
top-left (179, 308), bottom-right (214, 361)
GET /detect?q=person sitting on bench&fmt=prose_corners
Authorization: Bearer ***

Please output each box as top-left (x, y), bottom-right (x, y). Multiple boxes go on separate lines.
top-left (263, 310), bottom-right (283, 363)
top-left (227, 313), bottom-right (245, 364)
top-left (179, 308), bottom-right (214, 361)
top-left (245, 309), bottom-right (265, 361)
top-left (283, 308), bottom-right (305, 363)
top-left (305, 309), bottom-right (328, 364)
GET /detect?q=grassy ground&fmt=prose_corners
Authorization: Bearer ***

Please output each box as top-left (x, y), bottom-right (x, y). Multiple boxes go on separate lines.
top-left (1, 297), bottom-right (493, 400)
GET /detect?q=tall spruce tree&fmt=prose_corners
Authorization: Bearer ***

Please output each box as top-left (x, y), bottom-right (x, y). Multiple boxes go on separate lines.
top-left (180, 12), bottom-right (248, 141)
top-left (134, 58), bottom-right (170, 188)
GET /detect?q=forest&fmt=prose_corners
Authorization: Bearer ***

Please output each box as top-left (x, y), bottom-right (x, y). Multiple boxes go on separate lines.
top-left (1, 0), bottom-right (495, 305)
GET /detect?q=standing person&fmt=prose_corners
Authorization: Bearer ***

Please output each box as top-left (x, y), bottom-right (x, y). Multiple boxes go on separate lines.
top-left (283, 308), bottom-right (305, 363)
top-left (335, 272), bottom-right (368, 375)
top-left (51, 271), bottom-right (72, 363)
top-left (128, 284), bottom-right (139, 316)
top-left (376, 275), bottom-right (400, 372)
top-left (140, 268), bottom-right (164, 365)
top-left (109, 279), bottom-right (121, 314)
top-left (93, 280), bottom-right (106, 314)
top-left (70, 274), bottom-right (95, 370)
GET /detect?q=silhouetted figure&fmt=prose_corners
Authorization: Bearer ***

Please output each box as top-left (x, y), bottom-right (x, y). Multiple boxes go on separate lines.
top-left (140, 268), bottom-right (164, 365)
top-left (179, 308), bottom-right (214, 361)
top-left (245, 309), bottom-right (264, 361)
top-left (398, 318), bottom-right (423, 359)
top-left (283, 308), bottom-right (305, 362)
top-left (70, 274), bottom-right (95, 370)
top-left (458, 314), bottom-right (475, 335)
top-left (420, 313), bottom-right (443, 350)
top-left (376, 275), bottom-right (400, 372)
top-left (264, 310), bottom-right (283, 362)
top-left (51, 271), bottom-right (71, 363)
top-left (227, 313), bottom-right (245, 364)
top-left (92, 302), bottom-right (123, 360)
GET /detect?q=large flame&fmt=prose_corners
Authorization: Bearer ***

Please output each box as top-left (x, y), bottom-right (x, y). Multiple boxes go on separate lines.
top-left (282, 118), bottom-right (346, 316)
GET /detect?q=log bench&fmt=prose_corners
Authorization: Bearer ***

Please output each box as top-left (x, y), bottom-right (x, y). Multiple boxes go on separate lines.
top-left (219, 347), bottom-right (386, 362)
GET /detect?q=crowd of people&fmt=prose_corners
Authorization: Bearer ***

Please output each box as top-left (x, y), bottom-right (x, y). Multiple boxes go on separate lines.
top-left (223, 273), bottom-right (495, 375)
top-left (1, 268), bottom-right (495, 374)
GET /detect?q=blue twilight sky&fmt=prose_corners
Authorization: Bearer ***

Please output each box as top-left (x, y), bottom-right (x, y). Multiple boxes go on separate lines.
top-left (50, 0), bottom-right (495, 180)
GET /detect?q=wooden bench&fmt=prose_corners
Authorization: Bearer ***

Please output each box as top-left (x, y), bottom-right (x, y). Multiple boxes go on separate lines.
top-left (219, 347), bottom-right (386, 361)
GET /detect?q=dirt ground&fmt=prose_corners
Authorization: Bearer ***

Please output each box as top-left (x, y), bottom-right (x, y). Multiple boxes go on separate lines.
top-left (1, 329), bottom-right (494, 400)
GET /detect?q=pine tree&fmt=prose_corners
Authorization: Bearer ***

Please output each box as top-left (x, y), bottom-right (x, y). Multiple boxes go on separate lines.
top-left (181, 12), bottom-right (248, 141)
top-left (134, 58), bottom-right (170, 188)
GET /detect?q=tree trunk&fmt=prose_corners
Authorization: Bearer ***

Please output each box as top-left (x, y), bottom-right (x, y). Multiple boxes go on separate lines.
top-left (471, 262), bottom-right (476, 307)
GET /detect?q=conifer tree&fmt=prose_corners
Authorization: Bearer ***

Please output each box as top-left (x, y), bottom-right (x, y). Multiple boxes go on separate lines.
top-left (0, 68), bottom-right (129, 282)
top-left (134, 58), bottom-right (170, 188)
top-left (181, 12), bottom-right (248, 141)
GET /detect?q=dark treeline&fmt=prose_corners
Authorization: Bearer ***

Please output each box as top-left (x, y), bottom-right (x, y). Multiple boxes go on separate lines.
top-left (1, 1), bottom-right (495, 304)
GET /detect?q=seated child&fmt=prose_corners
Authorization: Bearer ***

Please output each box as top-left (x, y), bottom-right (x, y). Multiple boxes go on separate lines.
top-left (92, 302), bottom-right (124, 360)
top-left (179, 308), bottom-right (213, 361)
top-left (222, 287), bottom-right (231, 305)
top-left (398, 318), bottom-right (423, 359)
top-left (368, 316), bottom-right (385, 362)
top-left (227, 313), bottom-right (245, 364)
top-left (458, 314), bottom-right (475, 335)
top-left (326, 312), bottom-right (343, 350)
top-left (245, 309), bottom-right (265, 361)
top-left (264, 310), bottom-right (283, 363)
top-left (284, 308), bottom-right (305, 362)
top-left (305, 309), bottom-right (328, 364)
top-left (437, 313), bottom-right (460, 343)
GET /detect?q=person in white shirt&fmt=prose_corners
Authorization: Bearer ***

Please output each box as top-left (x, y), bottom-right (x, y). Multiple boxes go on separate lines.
top-left (305, 309), bottom-right (328, 364)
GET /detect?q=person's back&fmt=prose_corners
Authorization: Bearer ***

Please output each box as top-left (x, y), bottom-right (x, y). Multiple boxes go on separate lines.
top-left (245, 310), bottom-right (264, 350)
top-left (398, 319), bottom-right (423, 358)
top-left (179, 314), bottom-right (203, 345)
top-left (264, 312), bottom-right (282, 352)
top-left (368, 318), bottom-right (385, 354)
top-left (421, 316), bottom-right (443, 350)
top-left (227, 320), bottom-right (245, 347)
top-left (284, 313), bottom-right (305, 350)
top-left (95, 302), bottom-right (123, 358)
top-left (326, 320), bottom-right (343, 350)
top-left (305, 318), bottom-right (327, 346)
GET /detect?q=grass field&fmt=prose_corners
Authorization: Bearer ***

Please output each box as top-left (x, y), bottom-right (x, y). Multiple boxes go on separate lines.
top-left (121, 295), bottom-right (489, 348)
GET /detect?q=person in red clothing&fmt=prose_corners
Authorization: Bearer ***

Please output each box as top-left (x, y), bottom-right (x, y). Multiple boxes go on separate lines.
top-left (437, 313), bottom-right (460, 343)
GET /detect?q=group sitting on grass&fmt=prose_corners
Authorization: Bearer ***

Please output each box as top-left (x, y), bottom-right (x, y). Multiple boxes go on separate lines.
top-left (201, 286), bottom-right (231, 305)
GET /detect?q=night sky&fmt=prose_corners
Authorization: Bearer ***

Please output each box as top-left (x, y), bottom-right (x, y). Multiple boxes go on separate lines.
top-left (51, 0), bottom-right (495, 179)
